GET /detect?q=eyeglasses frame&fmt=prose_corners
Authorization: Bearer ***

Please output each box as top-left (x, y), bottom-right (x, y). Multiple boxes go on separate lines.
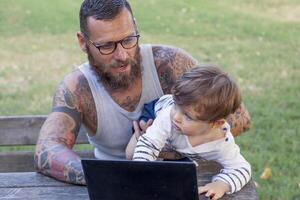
top-left (88, 34), bottom-right (140, 55)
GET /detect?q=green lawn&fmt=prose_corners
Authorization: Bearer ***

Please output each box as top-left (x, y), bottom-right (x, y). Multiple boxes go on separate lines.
top-left (0, 0), bottom-right (299, 199)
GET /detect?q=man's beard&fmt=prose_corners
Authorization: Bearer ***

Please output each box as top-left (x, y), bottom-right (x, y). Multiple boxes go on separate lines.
top-left (87, 46), bottom-right (141, 91)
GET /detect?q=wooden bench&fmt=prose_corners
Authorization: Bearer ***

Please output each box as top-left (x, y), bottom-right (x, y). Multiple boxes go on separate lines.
top-left (0, 115), bottom-right (93, 172)
top-left (0, 115), bottom-right (258, 199)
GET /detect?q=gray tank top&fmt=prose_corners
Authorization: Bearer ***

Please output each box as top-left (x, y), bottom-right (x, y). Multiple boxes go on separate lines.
top-left (79, 44), bottom-right (163, 159)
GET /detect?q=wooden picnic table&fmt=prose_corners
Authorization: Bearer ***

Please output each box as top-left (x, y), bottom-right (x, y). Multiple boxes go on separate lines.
top-left (0, 172), bottom-right (88, 200)
top-left (0, 116), bottom-right (258, 199)
top-left (0, 161), bottom-right (258, 200)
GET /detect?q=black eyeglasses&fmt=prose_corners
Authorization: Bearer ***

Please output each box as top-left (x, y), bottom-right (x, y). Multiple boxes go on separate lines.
top-left (88, 34), bottom-right (140, 55)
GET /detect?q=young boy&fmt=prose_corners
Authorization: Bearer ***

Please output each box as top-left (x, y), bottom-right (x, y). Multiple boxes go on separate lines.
top-left (126, 65), bottom-right (251, 200)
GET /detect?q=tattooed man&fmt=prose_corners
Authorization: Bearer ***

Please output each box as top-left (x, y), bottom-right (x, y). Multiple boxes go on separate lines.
top-left (35, 0), bottom-right (251, 185)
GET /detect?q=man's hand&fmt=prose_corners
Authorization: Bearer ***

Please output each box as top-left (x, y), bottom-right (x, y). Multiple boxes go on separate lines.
top-left (132, 119), bottom-right (153, 139)
top-left (198, 181), bottom-right (230, 200)
top-left (126, 119), bottom-right (153, 160)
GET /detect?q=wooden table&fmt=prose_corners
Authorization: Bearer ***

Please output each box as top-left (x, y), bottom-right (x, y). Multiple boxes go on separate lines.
top-left (196, 161), bottom-right (258, 200)
top-left (0, 116), bottom-right (258, 199)
top-left (0, 161), bottom-right (258, 200)
top-left (0, 165), bottom-right (258, 200)
top-left (0, 172), bottom-right (88, 200)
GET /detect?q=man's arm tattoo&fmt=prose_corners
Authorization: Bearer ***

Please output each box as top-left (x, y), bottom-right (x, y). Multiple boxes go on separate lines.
top-left (226, 103), bottom-right (251, 136)
top-left (52, 80), bottom-right (82, 135)
top-left (53, 81), bottom-right (78, 108)
top-left (73, 75), bottom-right (97, 130)
top-left (35, 113), bottom-right (86, 185)
top-left (35, 75), bottom-right (89, 185)
top-left (153, 46), bottom-right (198, 93)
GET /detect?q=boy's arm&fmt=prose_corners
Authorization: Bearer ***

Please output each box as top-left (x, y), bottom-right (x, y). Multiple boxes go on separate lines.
top-left (133, 110), bottom-right (171, 161)
top-left (211, 141), bottom-right (251, 194)
top-left (126, 120), bottom-right (154, 160)
top-left (133, 135), bottom-right (161, 161)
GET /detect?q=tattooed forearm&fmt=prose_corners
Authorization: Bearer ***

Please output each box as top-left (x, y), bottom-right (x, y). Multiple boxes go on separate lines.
top-left (35, 143), bottom-right (85, 185)
top-left (226, 103), bottom-right (251, 136)
top-left (39, 113), bottom-right (77, 147)
top-left (35, 112), bottom-right (85, 185)
top-left (153, 45), bottom-right (198, 93)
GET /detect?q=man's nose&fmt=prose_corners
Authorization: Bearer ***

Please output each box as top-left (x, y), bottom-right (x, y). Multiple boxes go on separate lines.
top-left (113, 43), bottom-right (127, 61)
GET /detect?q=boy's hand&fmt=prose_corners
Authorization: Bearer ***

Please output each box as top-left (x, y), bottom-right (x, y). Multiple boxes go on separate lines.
top-left (198, 181), bottom-right (230, 200)
top-left (133, 119), bottom-right (153, 140)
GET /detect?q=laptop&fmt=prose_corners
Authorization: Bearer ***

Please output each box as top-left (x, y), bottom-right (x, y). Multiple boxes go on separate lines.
top-left (81, 158), bottom-right (199, 200)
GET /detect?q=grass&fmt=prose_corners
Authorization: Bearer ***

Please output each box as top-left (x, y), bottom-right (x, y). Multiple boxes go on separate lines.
top-left (0, 0), bottom-right (299, 199)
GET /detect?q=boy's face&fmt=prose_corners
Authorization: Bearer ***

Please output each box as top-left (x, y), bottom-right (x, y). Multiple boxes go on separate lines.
top-left (170, 104), bottom-right (211, 136)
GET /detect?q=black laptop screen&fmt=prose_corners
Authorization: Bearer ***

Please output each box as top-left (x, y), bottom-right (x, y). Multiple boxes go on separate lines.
top-left (82, 159), bottom-right (198, 200)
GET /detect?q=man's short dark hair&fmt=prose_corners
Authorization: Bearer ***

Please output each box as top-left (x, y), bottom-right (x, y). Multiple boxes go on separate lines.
top-left (172, 65), bottom-right (242, 122)
top-left (79, 0), bottom-right (134, 37)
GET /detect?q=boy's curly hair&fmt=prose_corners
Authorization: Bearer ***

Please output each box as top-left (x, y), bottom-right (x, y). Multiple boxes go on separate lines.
top-left (172, 65), bottom-right (241, 122)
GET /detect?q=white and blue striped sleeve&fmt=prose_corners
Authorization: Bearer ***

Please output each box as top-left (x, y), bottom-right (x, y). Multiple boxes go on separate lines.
top-left (154, 94), bottom-right (174, 116)
top-left (212, 137), bottom-right (251, 194)
top-left (133, 106), bottom-right (172, 161)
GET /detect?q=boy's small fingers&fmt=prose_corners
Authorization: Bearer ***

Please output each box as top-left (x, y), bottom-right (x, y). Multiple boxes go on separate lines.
top-left (205, 189), bottom-right (214, 197)
top-left (211, 193), bottom-right (221, 200)
top-left (198, 186), bottom-right (207, 194)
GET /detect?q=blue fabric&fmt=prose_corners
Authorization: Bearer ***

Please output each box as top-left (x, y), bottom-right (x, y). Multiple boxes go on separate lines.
top-left (138, 98), bottom-right (159, 122)
top-left (131, 99), bottom-right (159, 134)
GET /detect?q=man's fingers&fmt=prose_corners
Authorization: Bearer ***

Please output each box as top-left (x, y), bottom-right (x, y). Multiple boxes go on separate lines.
top-left (140, 119), bottom-right (153, 133)
top-left (143, 119), bottom-right (153, 131)
top-left (133, 121), bottom-right (140, 132)
top-left (146, 119), bottom-right (153, 127)
top-left (139, 120), bottom-right (146, 130)
top-left (133, 121), bottom-right (141, 137)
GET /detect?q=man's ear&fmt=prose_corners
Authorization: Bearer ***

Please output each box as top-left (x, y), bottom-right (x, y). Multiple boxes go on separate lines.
top-left (211, 119), bottom-right (226, 129)
top-left (77, 31), bottom-right (87, 53)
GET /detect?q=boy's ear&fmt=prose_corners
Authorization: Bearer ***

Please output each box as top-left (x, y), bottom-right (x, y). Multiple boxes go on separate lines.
top-left (77, 31), bottom-right (87, 53)
top-left (211, 119), bottom-right (226, 128)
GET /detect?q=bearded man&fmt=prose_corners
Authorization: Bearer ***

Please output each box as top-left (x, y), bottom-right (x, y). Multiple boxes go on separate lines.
top-left (35, 0), bottom-right (251, 185)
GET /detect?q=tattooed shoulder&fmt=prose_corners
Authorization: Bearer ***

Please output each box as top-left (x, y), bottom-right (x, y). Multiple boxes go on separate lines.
top-left (53, 82), bottom-right (68, 107)
top-left (72, 71), bottom-right (97, 131)
top-left (152, 45), bottom-right (198, 93)
top-left (53, 70), bottom-right (90, 109)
